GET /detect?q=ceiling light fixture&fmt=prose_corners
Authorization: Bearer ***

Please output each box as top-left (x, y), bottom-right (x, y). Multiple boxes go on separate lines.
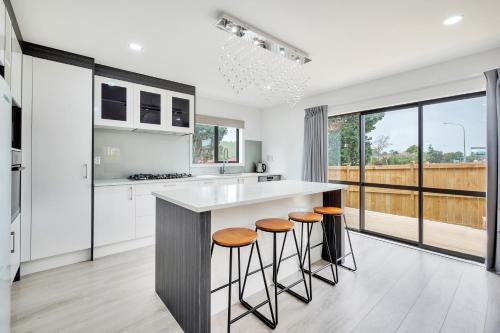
top-left (443, 15), bottom-right (463, 26)
top-left (215, 13), bottom-right (311, 107)
top-left (129, 43), bottom-right (142, 51)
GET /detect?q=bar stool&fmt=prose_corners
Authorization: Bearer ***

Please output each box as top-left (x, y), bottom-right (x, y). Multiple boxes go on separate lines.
top-left (313, 206), bottom-right (358, 273)
top-left (241, 218), bottom-right (309, 327)
top-left (211, 227), bottom-right (275, 332)
top-left (288, 211), bottom-right (338, 300)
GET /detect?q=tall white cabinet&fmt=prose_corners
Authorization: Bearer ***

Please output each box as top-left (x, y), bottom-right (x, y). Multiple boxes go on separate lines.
top-left (30, 58), bottom-right (92, 260)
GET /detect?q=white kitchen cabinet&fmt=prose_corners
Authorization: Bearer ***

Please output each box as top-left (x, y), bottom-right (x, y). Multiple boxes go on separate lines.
top-left (11, 26), bottom-right (21, 106)
top-left (31, 58), bottom-right (92, 260)
top-left (20, 55), bottom-right (33, 263)
top-left (94, 185), bottom-right (136, 246)
top-left (0, 2), bottom-right (5, 66)
top-left (133, 84), bottom-right (167, 131)
top-left (94, 76), bottom-right (134, 130)
top-left (10, 214), bottom-right (20, 282)
top-left (4, 11), bottom-right (11, 86)
top-left (167, 91), bottom-right (194, 134)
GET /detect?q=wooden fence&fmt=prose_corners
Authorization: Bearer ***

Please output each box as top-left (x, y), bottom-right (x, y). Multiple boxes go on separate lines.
top-left (329, 163), bottom-right (486, 230)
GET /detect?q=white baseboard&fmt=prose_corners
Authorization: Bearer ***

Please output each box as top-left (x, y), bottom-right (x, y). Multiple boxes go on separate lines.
top-left (93, 236), bottom-right (155, 259)
top-left (20, 236), bottom-right (156, 276)
top-left (21, 250), bottom-right (91, 277)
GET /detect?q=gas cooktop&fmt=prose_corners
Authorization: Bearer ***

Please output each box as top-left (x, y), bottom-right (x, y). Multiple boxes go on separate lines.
top-left (128, 173), bottom-right (192, 181)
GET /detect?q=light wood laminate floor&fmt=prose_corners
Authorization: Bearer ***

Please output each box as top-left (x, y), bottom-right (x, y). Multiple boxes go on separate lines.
top-left (11, 233), bottom-right (500, 333)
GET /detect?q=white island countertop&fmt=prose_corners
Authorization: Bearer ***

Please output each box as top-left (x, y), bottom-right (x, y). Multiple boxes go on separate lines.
top-left (152, 180), bottom-right (346, 212)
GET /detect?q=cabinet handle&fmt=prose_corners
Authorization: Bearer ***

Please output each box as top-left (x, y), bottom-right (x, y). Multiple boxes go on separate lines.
top-left (11, 231), bottom-right (14, 254)
top-left (83, 164), bottom-right (88, 179)
top-left (163, 184), bottom-right (177, 187)
top-left (129, 186), bottom-right (133, 200)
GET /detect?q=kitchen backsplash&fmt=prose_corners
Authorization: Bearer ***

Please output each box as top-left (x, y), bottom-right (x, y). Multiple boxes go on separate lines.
top-left (94, 129), bottom-right (190, 179)
top-left (94, 129), bottom-right (263, 179)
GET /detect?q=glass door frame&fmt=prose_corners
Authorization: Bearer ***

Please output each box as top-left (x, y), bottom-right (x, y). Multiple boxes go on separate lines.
top-left (329, 91), bottom-right (487, 263)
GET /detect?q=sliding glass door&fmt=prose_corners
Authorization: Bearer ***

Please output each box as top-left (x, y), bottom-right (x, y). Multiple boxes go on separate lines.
top-left (421, 96), bottom-right (487, 258)
top-left (363, 107), bottom-right (419, 242)
top-left (328, 92), bottom-right (487, 262)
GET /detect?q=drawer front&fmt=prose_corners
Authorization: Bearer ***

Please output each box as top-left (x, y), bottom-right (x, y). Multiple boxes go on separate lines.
top-left (135, 182), bottom-right (179, 196)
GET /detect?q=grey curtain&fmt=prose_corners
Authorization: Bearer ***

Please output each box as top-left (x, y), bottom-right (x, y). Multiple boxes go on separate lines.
top-left (302, 105), bottom-right (328, 182)
top-left (485, 69), bottom-right (500, 273)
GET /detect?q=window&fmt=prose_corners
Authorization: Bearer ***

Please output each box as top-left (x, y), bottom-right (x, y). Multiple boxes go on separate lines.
top-left (328, 113), bottom-right (360, 182)
top-left (192, 123), bottom-right (240, 164)
top-left (327, 92), bottom-right (487, 262)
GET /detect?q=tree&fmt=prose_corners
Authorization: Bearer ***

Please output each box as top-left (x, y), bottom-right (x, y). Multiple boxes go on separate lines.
top-left (426, 145), bottom-right (444, 163)
top-left (192, 125), bottom-right (228, 163)
top-left (406, 145), bottom-right (418, 154)
top-left (328, 113), bottom-right (384, 166)
top-left (443, 151), bottom-right (464, 163)
top-left (373, 135), bottom-right (391, 158)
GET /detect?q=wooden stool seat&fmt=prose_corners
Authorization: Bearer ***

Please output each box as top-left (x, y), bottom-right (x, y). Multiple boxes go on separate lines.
top-left (288, 212), bottom-right (323, 223)
top-left (256, 218), bottom-right (294, 233)
top-left (314, 206), bottom-right (343, 216)
top-left (212, 228), bottom-right (257, 248)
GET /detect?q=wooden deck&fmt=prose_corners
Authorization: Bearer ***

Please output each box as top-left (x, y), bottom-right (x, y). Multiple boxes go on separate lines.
top-left (344, 207), bottom-right (486, 257)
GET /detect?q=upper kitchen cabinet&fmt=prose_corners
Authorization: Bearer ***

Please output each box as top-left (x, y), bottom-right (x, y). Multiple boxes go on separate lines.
top-left (11, 27), bottom-right (22, 106)
top-left (94, 76), bottom-right (134, 130)
top-left (167, 91), bottom-right (194, 134)
top-left (133, 84), bottom-right (166, 131)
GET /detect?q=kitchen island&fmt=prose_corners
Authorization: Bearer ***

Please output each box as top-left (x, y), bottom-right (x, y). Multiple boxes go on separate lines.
top-left (152, 180), bottom-right (346, 333)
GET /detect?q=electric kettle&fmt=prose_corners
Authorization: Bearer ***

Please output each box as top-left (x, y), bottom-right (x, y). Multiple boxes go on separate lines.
top-left (256, 162), bottom-right (267, 173)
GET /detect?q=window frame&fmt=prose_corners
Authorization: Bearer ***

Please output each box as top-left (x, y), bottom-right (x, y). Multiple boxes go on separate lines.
top-left (328, 91), bottom-right (487, 263)
top-left (191, 123), bottom-right (241, 166)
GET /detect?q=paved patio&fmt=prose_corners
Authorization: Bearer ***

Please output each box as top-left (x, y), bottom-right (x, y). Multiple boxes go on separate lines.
top-left (344, 207), bottom-right (486, 258)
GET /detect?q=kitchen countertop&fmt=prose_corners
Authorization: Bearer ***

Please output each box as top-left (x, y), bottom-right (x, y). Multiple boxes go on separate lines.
top-left (93, 173), bottom-right (279, 187)
top-left (152, 180), bottom-right (346, 212)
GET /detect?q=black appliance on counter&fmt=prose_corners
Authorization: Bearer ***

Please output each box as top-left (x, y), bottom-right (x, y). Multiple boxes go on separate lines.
top-left (128, 173), bottom-right (192, 181)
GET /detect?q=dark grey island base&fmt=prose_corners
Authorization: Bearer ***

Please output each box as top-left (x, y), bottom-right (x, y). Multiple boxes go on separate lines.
top-left (153, 182), bottom-right (345, 333)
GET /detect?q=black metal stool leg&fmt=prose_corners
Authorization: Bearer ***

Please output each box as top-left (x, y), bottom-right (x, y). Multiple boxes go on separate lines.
top-left (239, 242), bottom-right (276, 329)
top-left (321, 220), bottom-right (338, 284)
top-left (304, 224), bottom-right (313, 300)
top-left (337, 214), bottom-right (358, 272)
top-left (227, 248), bottom-right (233, 333)
top-left (272, 228), bottom-right (310, 305)
top-left (254, 241), bottom-right (276, 328)
top-left (211, 242), bottom-right (215, 258)
top-left (273, 233), bottom-right (278, 326)
top-left (238, 248), bottom-right (242, 297)
top-left (301, 221), bottom-right (338, 289)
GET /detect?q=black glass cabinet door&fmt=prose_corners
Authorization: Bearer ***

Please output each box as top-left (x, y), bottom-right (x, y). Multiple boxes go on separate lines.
top-left (172, 97), bottom-right (190, 128)
top-left (139, 90), bottom-right (162, 125)
top-left (101, 83), bottom-right (128, 121)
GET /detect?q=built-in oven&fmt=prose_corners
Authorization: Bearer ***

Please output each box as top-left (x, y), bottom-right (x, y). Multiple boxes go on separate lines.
top-left (11, 149), bottom-right (21, 223)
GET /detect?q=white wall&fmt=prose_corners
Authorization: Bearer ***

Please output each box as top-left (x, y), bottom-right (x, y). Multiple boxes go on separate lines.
top-left (261, 46), bottom-right (500, 180)
top-left (196, 95), bottom-right (263, 141)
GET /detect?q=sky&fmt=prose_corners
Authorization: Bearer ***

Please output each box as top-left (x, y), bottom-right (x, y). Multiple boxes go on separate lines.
top-left (366, 96), bottom-right (486, 156)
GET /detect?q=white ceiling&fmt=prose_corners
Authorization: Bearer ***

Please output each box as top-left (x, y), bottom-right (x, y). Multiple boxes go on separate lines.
top-left (12, 0), bottom-right (500, 108)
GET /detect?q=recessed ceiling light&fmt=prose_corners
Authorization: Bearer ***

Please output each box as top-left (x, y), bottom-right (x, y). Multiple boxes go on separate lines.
top-left (129, 43), bottom-right (142, 51)
top-left (443, 15), bottom-right (463, 26)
